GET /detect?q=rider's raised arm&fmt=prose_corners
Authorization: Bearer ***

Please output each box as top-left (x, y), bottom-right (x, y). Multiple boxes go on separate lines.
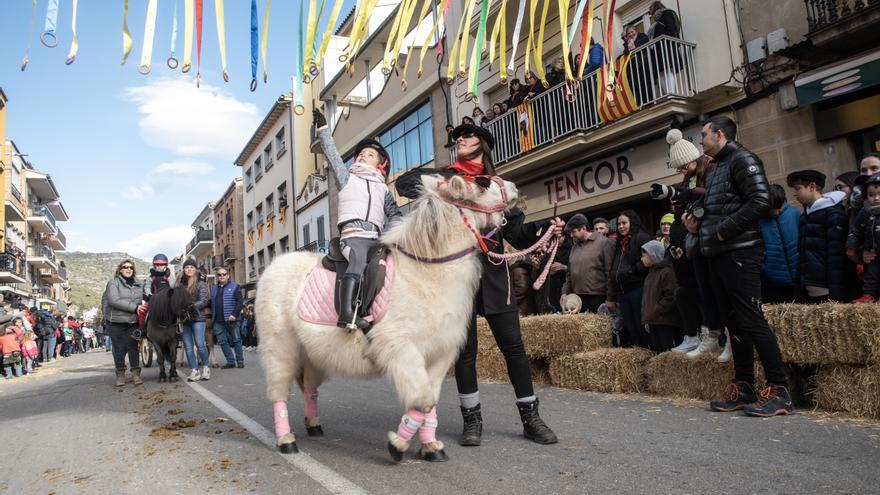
top-left (313, 110), bottom-right (349, 191)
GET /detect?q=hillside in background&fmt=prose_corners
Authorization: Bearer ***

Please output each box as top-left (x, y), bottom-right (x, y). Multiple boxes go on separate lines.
top-left (58, 252), bottom-right (150, 312)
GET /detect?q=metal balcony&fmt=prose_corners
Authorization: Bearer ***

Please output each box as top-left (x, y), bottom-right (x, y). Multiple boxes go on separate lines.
top-left (0, 253), bottom-right (26, 284)
top-left (4, 184), bottom-right (26, 222)
top-left (297, 240), bottom-right (330, 254)
top-left (26, 245), bottom-right (57, 270)
top-left (484, 36), bottom-right (697, 167)
top-left (27, 205), bottom-right (58, 234)
top-left (804, 0), bottom-right (880, 49)
top-left (185, 229), bottom-right (214, 258)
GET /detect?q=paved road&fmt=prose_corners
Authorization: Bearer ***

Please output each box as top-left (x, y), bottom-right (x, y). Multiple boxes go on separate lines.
top-left (2, 349), bottom-right (878, 494)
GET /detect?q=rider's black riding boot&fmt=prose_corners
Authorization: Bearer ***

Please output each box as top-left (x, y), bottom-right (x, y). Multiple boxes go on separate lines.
top-left (337, 274), bottom-right (369, 330)
top-left (459, 404), bottom-right (483, 446)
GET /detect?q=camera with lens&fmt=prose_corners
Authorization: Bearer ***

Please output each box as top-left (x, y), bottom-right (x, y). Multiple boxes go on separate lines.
top-left (650, 183), bottom-right (703, 218)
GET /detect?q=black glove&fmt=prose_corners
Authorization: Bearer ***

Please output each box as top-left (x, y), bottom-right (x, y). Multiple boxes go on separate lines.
top-left (312, 109), bottom-right (327, 129)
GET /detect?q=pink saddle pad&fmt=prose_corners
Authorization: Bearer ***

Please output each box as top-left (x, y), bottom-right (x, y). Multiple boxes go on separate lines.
top-left (297, 254), bottom-right (395, 326)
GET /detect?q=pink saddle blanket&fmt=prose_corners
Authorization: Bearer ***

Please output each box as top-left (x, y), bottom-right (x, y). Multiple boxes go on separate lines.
top-left (297, 253), bottom-right (395, 326)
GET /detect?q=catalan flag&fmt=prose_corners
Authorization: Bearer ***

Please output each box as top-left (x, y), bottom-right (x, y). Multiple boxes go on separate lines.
top-left (596, 55), bottom-right (640, 124)
top-left (517, 102), bottom-right (536, 154)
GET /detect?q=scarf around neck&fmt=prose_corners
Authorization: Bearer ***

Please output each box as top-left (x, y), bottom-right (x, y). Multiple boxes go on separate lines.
top-left (450, 159), bottom-right (486, 176)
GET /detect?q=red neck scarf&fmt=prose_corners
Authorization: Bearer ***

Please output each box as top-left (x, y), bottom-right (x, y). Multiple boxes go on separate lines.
top-left (450, 159), bottom-right (486, 176)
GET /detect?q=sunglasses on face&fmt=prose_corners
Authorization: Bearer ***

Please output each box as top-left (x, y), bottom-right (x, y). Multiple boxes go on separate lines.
top-left (217, 273), bottom-right (228, 277)
top-left (121, 266), bottom-right (134, 270)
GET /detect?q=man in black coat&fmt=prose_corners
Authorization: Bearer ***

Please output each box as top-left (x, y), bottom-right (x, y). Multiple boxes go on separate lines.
top-left (396, 123), bottom-right (563, 447)
top-left (683, 116), bottom-right (792, 418)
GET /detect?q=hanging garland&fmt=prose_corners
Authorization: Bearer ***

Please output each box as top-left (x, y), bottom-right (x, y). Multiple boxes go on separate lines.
top-left (138, 0), bottom-right (159, 74)
top-left (66, 0), bottom-right (79, 65)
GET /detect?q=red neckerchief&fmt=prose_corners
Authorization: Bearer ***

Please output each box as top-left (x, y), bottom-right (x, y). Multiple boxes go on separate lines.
top-left (450, 160), bottom-right (486, 176)
top-left (618, 234), bottom-right (631, 252)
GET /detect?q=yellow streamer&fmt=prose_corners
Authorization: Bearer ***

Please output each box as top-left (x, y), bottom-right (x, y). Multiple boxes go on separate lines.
top-left (531, 0), bottom-right (550, 87)
top-left (138, 0), bottom-right (158, 74)
top-left (261, 0), bottom-right (271, 82)
top-left (65, 0), bottom-right (78, 65)
top-left (400, 0), bottom-right (436, 88)
top-left (182, 0), bottom-right (193, 72)
top-left (524, 0), bottom-right (536, 77)
top-left (303, 0), bottom-right (318, 77)
top-left (315, 0), bottom-right (345, 67)
top-left (457, 0), bottom-right (478, 78)
top-left (417, 0), bottom-right (449, 78)
top-left (341, 0), bottom-right (378, 64)
top-left (557, 0), bottom-right (574, 82)
top-left (445, 0), bottom-right (469, 83)
top-left (121, 0), bottom-right (132, 65)
top-left (381, 0), bottom-right (409, 73)
top-left (489, 0), bottom-right (508, 82)
top-left (390, 0), bottom-right (422, 74)
top-left (215, 0), bottom-right (228, 81)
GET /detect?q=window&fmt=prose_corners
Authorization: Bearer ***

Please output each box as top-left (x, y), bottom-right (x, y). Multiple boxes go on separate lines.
top-left (247, 255), bottom-right (255, 274)
top-left (268, 244), bottom-right (276, 261)
top-left (317, 216), bottom-right (326, 242)
top-left (275, 128), bottom-right (286, 158)
top-left (255, 157), bottom-right (263, 181)
top-left (246, 212), bottom-right (253, 230)
top-left (280, 236), bottom-right (289, 253)
top-left (245, 167), bottom-right (253, 190)
top-left (302, 225), bottom-right (311, 246)
top-left (225, 209), bottom-right (232, 226)
top-left (265, 193), bottom-right (275, 216)
top-left (257, 250), bottom-right (265, 272)
top-left (264, 144), bottom-right (274, 171)
top-left (256, 205), bottom-right (264, 224)
top-left (277, 182), bottom-right (288, 209)
top-left (378, 100), bottom-right (434, 176)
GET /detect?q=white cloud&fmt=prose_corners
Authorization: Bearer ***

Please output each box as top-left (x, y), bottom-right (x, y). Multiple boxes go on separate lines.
top-left (112, 225), bottom-right (194, 261)
top-left (123, 77), bottom-right (261, 158)
top-left (153, 161), bottom-right (215, 176)
top-left (122, 184), bottom-right (155, 200)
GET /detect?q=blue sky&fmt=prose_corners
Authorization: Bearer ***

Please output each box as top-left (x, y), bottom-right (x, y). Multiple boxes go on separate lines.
top-left (0, 0), bottom-right (353, 260)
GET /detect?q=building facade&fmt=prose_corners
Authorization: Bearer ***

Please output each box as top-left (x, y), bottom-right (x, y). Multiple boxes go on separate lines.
top-left (185, 202), bottom-right (216, 284)
top-left (295, 172), bottom-right (330, 254)
top-left (212, 178), bottom-right (247, 284)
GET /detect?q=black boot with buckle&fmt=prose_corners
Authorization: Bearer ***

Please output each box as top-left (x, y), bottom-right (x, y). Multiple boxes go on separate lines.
top-left (517, 399), bottom-right (558, 444)
top-left (459, 404), bottom-right (483, 446)
top-left (337, 274), bottom-right (369, 330)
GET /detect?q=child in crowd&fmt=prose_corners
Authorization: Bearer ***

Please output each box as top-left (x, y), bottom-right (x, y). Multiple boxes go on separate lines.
top-left (849, 174), bottom-right (880, 303)
top-left (640, 240), bottom-right (681, 352)
top-left (20, 331), bottom-right (39, 374)
top-left (0, 324), bottom-right (23, 378)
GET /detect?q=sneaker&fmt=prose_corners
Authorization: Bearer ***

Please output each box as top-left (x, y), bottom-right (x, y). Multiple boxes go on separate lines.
top-left (671, 334), bottom-right (700, 353)
top-left (709, 381), bottom-right (758, 412)
top-left (743, 385), bottom-right (794, 417)
top-left (187, 369), bottom-right (201, 382)
top-left (201, 366), bottom-right (211, 381)
top-left (853, 294), bottom-right (876, 304)
top-left (718, 330), bottom-right (732, 363)
top-left (221, 363), bottom-right (236, 369)
top-left (686, 327), bottom-right (720, 359)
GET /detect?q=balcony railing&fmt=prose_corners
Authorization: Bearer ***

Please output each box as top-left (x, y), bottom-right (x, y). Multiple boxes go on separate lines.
top-left (27, 244), bottom-right (55, 260)
top-left (485, 36), bottom-right (696, 166)
top-left (186, 229), bottom-right (214, 253)
top-left (10, 184), bottom-right (22, 203)
top-left (297, 240), bottom-right (330, 254)
top-left (28, 204), bottom-right (58, 230)
top-left (805, 0), bottom-right (879, 32)
top-left (0, 253), bottom-right (26, 278)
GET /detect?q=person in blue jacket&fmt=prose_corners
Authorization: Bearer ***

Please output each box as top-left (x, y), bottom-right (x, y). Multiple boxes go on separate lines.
top-left (760, 184), bottom-right (799, 303)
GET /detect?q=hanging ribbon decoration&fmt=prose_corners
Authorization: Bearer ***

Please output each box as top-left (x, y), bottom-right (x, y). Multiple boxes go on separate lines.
top-left (567, 0), bottom-right (588, 46)
top-left (261, 0), bottom-right (271, 83)
top-left (601, 0), bottom-right (617, 96)
top-left (400, 0), bottom-right (436, 89)
top-left (249, 0), bottom-right (258, 91)
top-left (466, 0), bottom-right (490, 100)
top-left (121, 0), bottom-right (133, 65)
top-left (506, 0), bottom-right (527, 76)
top-left (384, 0), bottom-right (420, 78)
top-left (302, 0), bottom-right (319, 82)
top-left (340, 0), bottom-right (379, 67)
top-left (575, 0), bottom-right (595, 79)
top-left (314, 0), bottom-right (346, 71)
top-left (195, 0), bottom-right (204, 87)
top-left (21, 0), bottom-right (37, 71)
top-left (531, 0), bottom-right (551, 87)
top-left (215, 0), bottom-right (229, 82)
top-left (41, 0), bottom-right (59, 48)
top-left (182, 0), bottom-right (194, 72)
top-left (557, 0), bottom-right (574, 82)
top-left (65, 0), bottom-right (79, 65)
top-left (457, 0), bottom-right (478, 79)
top-left (292, 0), bottom-right (305, 114)
top-left (380, 0), bottom-right (408, 74)
top-left (416, 0), bottom-right (449, 78)
top-left (488, 0), bottom-right (508, 83)
top-left (445, 0), bottom-right (469, 83)
top-left (138, 0), bottom-right (159, 74)
top-left (168, 1), bottom-right (179, 69)
top-left (306, 0), bottom-right (328, 80)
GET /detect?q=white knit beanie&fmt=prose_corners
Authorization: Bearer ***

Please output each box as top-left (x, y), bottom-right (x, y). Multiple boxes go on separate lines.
top-left (666, 129), bottom-right (701, 170)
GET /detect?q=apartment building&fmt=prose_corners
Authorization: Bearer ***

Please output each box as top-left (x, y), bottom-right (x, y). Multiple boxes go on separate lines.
top-left (185, 202), bottom-right (216, 284)
top-left (212, 178), bottom-right (246, 284)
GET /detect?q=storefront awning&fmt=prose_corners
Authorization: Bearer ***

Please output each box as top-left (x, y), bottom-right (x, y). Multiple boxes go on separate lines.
top-left (795, 49), bottom-right (880, 106)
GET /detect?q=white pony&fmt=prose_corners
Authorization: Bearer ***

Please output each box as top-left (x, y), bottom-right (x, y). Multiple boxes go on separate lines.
top-left (257, 173), bottom-right (518, 462)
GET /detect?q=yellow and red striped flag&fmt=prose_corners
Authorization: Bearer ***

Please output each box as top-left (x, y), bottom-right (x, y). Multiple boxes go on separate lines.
top-left (596, 55), bottom-right (639, 124)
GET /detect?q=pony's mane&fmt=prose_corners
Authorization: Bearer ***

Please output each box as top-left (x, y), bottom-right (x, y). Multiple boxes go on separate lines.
top-left (149, 287), bottom-right (193, 328)
top-left (382, 185), bottom-right (468, 259)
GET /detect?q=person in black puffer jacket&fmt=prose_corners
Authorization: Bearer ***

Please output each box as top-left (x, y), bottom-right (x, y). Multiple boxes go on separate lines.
top-left (683, 116), bottom-right (791, 418)
top-left (609, 209), bottom-right (652, 349)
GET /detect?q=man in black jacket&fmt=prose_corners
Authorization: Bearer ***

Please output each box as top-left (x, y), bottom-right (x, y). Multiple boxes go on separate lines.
top-left (683, 116), bottom-right (792, 417)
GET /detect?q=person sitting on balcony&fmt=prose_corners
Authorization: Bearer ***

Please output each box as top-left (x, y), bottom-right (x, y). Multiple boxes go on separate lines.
top-left (508, 78), bottom-right (526, 107)
top-left (312, 109), bottom-right (402, 331)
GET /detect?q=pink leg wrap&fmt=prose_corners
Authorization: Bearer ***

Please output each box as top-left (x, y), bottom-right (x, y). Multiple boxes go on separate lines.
top-left (419, 407), bottom-right (438, 444)
top-left (303, 388), bottom-right (319, 418)
top-left (273, 400), bottom-right (291, 438)
top-left (395, 409), bottom-right (425, 442)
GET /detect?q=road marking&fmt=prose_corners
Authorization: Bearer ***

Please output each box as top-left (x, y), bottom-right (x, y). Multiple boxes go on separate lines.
top-left (182, 377), bottom-right (369, 495)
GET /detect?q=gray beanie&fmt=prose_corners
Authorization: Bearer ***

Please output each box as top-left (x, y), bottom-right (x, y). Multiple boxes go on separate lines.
top-left (641, 240), bottom-right (666, 264)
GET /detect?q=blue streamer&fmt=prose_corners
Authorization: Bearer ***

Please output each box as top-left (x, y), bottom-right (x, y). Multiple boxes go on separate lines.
top-left (41, 0), bottom-right (59, 48)
top-left (250, 0), bottom-right (259, 91)
top-left (168, 1), bottom-right (179, 68)
top-left (568, 0), bottom-right (589, 46)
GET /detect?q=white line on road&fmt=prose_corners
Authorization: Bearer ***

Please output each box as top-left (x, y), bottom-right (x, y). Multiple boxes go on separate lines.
top-left (181, 377), bottom-right (369, 495)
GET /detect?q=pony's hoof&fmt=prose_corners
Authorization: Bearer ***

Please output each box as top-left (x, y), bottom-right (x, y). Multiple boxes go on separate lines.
top-left (278, 442), bottom-right (299, 454)
top-left (158, 377), bottom-right (167, 383)
top-left (306, 425), bottom-right (324, 437)
top-left (387, 441), bottom-right (404, 463)
top-left (417, 448), bottom-right (449, 462)
top-left (169, 375), bottom-right (178, 382)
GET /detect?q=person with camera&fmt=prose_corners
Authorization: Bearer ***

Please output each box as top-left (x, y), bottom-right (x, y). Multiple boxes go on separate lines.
top-left (102, 260), bottom-right (145, 387)
top-left (652, 129), bottom-right (727, 359)
top-left (682, 116), bottom-right (791, 417)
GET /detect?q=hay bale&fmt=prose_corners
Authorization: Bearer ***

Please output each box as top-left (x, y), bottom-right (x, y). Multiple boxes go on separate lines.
top-left (763, 303), bottom-right (880, 365)
top-left (518, 313), bottom-right (612, 359)
top-left (814, 365), bottom-right (880, 419)
top-left (549, 348), bottom-right (653, 393)
top-left (644, 352), bottom-right (769, 401)
top-left (474, 343), bottom-right (553, 385)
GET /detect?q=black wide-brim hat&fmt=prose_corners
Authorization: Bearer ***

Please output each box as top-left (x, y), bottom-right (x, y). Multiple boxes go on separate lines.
top-left (450, 123), bottom-right (495, 151)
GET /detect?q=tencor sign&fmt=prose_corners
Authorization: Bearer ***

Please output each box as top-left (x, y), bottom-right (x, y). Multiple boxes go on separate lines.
top-left (518, 126), bottom-right (702, 218)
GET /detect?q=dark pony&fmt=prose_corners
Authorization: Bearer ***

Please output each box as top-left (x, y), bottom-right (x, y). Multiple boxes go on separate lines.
top-left (145, 288), bottom-right (193, 383)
